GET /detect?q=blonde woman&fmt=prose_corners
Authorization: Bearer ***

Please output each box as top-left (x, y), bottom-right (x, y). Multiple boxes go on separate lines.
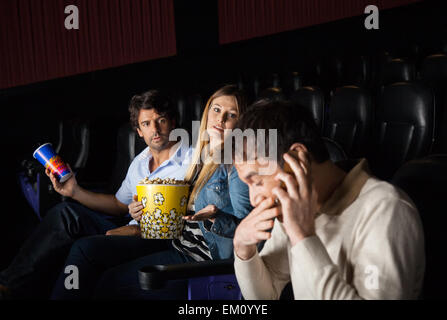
top-left (174, 84), bottom-right (251, 261)
top-left (51, 85), bottom-right (252, 299)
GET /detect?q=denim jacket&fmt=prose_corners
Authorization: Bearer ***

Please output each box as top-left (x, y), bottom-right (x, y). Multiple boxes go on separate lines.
top-left (194, 164), bottom-right (252, 260)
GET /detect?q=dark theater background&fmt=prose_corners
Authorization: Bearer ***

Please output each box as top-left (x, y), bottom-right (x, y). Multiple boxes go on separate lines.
top-left (1, 0), bottom-right (447, 300)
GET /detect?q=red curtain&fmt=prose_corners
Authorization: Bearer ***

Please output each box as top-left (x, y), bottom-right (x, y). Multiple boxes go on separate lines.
top-left (218, 0), bottom-right (422, 44)
top-left (0, 0), bottom-right (177, 89)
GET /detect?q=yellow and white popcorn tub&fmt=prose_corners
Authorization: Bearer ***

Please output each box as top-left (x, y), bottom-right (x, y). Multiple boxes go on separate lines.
top-left (136, 183), bottom-right (190, 239)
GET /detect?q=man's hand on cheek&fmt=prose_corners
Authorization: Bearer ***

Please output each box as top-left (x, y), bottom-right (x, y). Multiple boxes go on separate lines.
top-left (272, 150), bottom-right (317, 246)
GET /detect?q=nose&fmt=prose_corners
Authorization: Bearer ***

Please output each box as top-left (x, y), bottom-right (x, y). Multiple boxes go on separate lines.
top-left (250, 188), bottom-right (266, 207)
top-left (217, 113), bottom-right (225, 125)
top-left (150, 121), bottom-right (160, 134)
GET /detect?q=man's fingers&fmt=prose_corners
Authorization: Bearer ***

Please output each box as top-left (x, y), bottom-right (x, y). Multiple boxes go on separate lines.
top-left (49, 172), bottom-right (58, 186)
top-left (255, 219), bottom-right (275, 231)
top-left (132, 204), bottom-right (143, 211)
top-left (257, 205), bottom-right (282, 222)
top-left (272, 187), bottom-right (291, 207)
top-left (249, 197), bottom-right (275, 217)
top-left (297, 150), bottom-right (311, 176)
top-left (298, 150), bottom-right (313, 191)
top-left (284, 151), bottom-right (306, 175)
top-left (274, 171), bottom-right (299, 199)
top-left (129, 202), bottom-right (143, 213)
top-left (255, 231), bottom-right (272, 241)
top-left (283, 152), bottom-right (310, 198)
top-left (132, 210), bottom-right (143, 217)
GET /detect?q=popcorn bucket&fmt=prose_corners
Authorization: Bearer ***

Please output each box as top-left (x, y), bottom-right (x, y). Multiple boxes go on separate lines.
top-left (137, 184), bottom-right (190, 239)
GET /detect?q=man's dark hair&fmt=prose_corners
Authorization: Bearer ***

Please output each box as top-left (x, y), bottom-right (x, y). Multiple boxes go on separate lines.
top-left (235, 99), bottom-right (329, 164)
top-left (128, 89), bottom-right (177, 130)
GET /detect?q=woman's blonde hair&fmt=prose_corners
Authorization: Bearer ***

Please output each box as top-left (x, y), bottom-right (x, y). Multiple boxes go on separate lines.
top-left (185, 85), bottom-right (247, 208)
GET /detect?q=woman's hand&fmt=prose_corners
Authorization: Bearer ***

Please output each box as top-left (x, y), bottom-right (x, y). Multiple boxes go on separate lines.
top-left (183, 204), bottom-right (218, 222)
top-left (128, 195), bottom-right (144, 222)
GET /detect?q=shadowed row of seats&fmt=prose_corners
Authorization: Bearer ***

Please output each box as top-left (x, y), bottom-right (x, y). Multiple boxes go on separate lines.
top-left (290, 82), bottom-right (437, 180)
top-left (239, 51), bottom-right (446, 93)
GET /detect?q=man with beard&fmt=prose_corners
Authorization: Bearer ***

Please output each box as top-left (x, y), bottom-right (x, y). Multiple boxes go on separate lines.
top-left (0, 90), bottom-right (193, 299)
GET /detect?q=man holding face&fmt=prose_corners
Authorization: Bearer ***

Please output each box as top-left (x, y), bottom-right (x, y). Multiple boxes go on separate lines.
top-left (232, 100), bottom-right (425, 300)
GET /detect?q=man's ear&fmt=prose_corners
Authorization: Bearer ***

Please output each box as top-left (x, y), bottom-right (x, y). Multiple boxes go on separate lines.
top-left (136, 127), bottom-right (144, 138)
top-left (289, 143), bottom-right (308, 153)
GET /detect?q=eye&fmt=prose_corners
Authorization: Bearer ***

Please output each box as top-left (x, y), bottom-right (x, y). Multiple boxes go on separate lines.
top-left (212, 106), bottom-right (221, 113)
top-left (228, 113), bottom-right (238, 119)
top-left (158, 118), bottom-right (167, 124)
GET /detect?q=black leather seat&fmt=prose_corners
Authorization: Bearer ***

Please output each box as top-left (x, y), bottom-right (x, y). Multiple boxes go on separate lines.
top-left (236, 72), bottom-right (256, 103)
top-left (323, 137), bottom-right (347, 163)
top-left (236, 72), bottom-right (277, 102)
top-left (391, 155), bottom-right (447, 299)
top-left (289, 86), bottom-right (325, 132)
top-left (57, 118), bottom-right (90, 170)
top-left (370, 82), bottom-right (435, 180)
top-left (343, 55), bottom-right (372, 88)
top-left (257, 87), bottom-right (286, 102)
top-left (187, 93), bottom-right (204, 122)
top-left (419, 54), bottom-right (447, 152)
top-left (280, 71), bottom-right (303, 95)
top-left (324, 86), bottom-right (373, 159)
top-left (389, 42), bottom-right (422, 65)
top-left (420, 54), bottom-right (447, 84)
top-left (378, 58), bottom-right (416, 87)
top-left (19, 118), bottom-right (91, 218)
top-left (108, 122), bottom-right (147, 193)
top-left (174, 94), bottom-right (187, 130)
top-left (253, 72), bottom-right (281, 98)
top-left (320, 56), bottom-right (344, 90)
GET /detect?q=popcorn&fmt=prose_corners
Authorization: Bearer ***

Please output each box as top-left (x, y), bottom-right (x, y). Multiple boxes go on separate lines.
top-left (139, 177), bottom-right (187, 185)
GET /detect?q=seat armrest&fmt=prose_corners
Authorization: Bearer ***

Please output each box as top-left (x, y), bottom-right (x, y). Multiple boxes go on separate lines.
top-left (139, 259), bottom-right (235, 290)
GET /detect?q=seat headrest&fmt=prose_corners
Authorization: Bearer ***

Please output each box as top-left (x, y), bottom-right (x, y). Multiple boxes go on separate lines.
top-left (420, 54), bottom-right (447, 83)
top-left (329, 86), bottom-right (372, 121)
top-left (392, 155), bottom-right (447, 185)
top-left (322, 137), bottom-right (347, 163)
top-left (381, 58), bottom-right (416, 85)
top-left (377, 82), bottom-right (434, 126)
top-left (289, 86), bottom-right (324, 129)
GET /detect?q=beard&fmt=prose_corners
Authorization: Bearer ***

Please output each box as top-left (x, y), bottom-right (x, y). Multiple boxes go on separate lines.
top-left (148, 134), bottom-right (170, 151)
